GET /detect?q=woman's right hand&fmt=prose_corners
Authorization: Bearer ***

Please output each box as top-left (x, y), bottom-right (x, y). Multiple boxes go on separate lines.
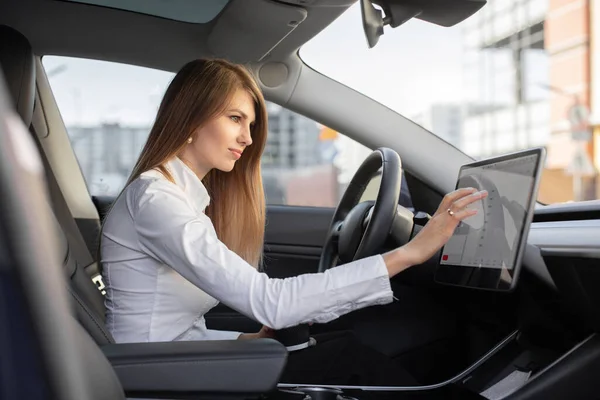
top-left (383, 187), bottom-right (488, 276)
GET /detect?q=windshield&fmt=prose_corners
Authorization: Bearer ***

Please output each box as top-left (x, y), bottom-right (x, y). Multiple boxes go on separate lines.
top-left (301, 0), bottom-right (599, 204)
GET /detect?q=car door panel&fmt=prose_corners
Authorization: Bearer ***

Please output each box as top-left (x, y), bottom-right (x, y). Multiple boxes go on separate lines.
top-left (262, 205), bottom-right (333, 275)
top-left (207, 205), bottom-right (335, 332)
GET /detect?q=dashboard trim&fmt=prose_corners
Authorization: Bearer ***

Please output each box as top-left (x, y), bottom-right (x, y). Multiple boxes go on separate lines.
top-left (529, 219), bottom-right (600, 258)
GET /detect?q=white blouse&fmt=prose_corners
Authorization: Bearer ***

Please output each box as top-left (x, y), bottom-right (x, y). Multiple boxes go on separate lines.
top-left (101, 157), bottom-right (394, 344)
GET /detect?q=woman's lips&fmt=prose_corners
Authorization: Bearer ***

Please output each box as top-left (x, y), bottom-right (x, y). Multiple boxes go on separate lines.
top-left (229, 149), bottom-right (242, 159)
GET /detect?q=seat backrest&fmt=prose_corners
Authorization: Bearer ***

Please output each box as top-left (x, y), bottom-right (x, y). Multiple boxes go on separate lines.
top-left (0, 68), bottom-right (125, 400)
top-left (0, 24), bottom-right (113, 345)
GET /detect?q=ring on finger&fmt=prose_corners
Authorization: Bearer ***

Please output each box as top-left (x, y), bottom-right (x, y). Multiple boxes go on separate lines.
top-left (447, 208), bottom-right (455, 217)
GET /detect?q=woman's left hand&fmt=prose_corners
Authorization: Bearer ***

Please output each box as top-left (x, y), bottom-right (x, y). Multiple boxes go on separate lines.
top-left (238, 325), bottom-right (275, 340)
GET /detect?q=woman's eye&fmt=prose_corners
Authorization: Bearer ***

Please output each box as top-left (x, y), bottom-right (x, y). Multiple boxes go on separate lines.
top-left (230, 115), bottom-right (241, 123)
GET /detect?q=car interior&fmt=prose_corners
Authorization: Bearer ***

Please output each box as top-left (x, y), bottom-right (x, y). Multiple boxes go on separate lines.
top-left (1, 0), bottom-right (600, 399)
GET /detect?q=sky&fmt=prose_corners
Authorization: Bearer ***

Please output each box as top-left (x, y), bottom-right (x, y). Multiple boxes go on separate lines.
top-left (43, 2), bottom-right (468, 127)
top-left (300, 5), bottom-right (465, 117)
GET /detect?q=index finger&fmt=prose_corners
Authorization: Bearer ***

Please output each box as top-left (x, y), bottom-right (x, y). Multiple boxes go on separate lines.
top-left (442, 187), bottom-right (478, 207)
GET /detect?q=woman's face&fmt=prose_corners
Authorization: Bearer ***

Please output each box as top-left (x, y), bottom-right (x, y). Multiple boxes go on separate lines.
top-left (181, 89), bottom-right (255, 178)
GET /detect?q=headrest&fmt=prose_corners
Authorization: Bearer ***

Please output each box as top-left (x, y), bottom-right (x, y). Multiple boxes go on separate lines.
top-left (0, 25), bottom-right (36, 126)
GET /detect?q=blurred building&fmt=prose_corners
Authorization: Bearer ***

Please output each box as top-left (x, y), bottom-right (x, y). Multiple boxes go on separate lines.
top-left (543, 0), bottom-right (598, 201)
top-left (67, 103), bottom-right (344, 206)
top-left (261, 103), bottom-right (339, 206)
top-left (262, 102), bottom-right (322, 169)
top-left (461, 0), bottom-right (550, 160)
top-left (68, 123), bottom-right (148, 196)
top-left (592, 0), bottom-right (600, 194)
top-left (461, 0), bottom-right (598, 202)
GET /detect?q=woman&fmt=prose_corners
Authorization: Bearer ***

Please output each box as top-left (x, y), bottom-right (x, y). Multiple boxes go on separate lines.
top-left (101, 59), bottom-right (487, 386)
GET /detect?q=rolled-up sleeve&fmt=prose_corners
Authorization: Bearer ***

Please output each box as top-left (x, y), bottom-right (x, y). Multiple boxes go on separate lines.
top-left (130, 179), bottom-right (394, 330)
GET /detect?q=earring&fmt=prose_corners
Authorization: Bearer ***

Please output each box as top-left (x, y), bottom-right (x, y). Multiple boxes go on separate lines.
top-left (187, 137), bottom-right (193, 144)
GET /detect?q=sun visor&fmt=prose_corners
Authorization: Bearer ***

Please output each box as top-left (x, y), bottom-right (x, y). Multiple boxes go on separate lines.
top-left (207, 0), bottom-right (307, 63)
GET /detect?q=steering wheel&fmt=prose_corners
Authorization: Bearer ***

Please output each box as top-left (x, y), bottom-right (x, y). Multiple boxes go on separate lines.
top-left (273, 148), bottom-right (414, 350)
top-left (318, 147), bottom-right (414, 272)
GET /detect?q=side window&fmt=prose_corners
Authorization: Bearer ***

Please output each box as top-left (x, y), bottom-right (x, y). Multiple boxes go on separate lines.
top-left (44, 56), bottom-right (173, 197)
top-left (262, 103), bottom-right (378, 207)
top-left (43, 56), bottom-right (411, 208)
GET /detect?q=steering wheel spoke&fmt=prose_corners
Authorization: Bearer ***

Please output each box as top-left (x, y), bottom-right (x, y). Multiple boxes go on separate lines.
top-left (362, 205), bottom-right (374, 229)
top-left (318, 148), bottom-right (407, 272)
top-left (331, 221), bottom-right (343, 240)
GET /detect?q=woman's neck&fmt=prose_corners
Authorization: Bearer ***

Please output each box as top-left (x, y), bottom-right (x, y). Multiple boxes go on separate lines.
top-left (177, 155), bottom-right (209, 181)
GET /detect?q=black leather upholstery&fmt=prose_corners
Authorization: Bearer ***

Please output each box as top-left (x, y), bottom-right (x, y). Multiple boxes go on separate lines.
top-left (42, 184), bottom-right (115, 344)
top-left (0, 57), bottom-right (125, 400)
top-left (0, 23), bottom-right (113, 345)
top-left (0, 25), bottom-right (35, 126)
top-left (72, 320), bottom-right (126, 400)
top-left (102, 339), bottom-right (287, 397)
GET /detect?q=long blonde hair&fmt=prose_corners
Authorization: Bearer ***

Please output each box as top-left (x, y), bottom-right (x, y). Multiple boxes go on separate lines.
top-left (127, 59), bottom-right (267, 267)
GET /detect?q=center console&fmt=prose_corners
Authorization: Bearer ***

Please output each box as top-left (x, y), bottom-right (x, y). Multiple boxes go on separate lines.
top-left (268, 327), bottom-right (600, 400)
top-left (271, 330), bottom-right (516, 399)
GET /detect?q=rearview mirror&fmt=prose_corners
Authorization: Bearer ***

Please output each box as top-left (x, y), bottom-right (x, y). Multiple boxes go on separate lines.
top-left (360, 0), bottom-right (487, 49)
top-left (360, 0), bottom-right (384, 48)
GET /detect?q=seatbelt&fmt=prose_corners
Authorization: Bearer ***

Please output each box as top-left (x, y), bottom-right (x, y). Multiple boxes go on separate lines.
top-left (29, 124), bottom-right (106, 294)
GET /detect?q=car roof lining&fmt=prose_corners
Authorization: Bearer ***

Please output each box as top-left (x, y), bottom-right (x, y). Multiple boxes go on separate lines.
top-left (0, 0), bottom-right (354, 71)
top-left (60, 0), bottom-right (231, 24)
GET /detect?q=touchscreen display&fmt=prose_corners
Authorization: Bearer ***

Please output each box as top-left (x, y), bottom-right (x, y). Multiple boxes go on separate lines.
top-left (439, 153), bottom-right (539, 270)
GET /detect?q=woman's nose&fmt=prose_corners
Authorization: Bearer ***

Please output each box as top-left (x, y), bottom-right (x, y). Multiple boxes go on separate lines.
top-left (239, 127), bottom-right (253, 146)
